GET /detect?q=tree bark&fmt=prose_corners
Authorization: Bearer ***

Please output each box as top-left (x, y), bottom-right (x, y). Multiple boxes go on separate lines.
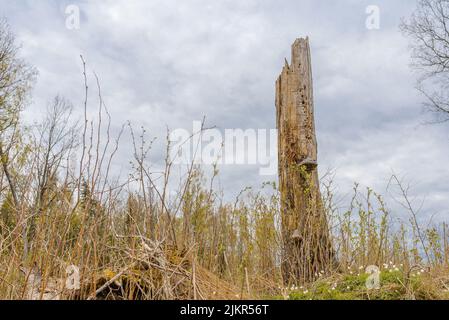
top-left (276, 38), bottom-right (334, 284)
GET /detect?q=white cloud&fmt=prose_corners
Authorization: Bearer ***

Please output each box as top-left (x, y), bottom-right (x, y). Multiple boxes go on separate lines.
top-left (1, 0), bottom-right (448, 220)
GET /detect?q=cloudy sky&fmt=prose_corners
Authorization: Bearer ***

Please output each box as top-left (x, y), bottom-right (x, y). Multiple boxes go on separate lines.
top-left (1, 0), bottom-right (448, 223)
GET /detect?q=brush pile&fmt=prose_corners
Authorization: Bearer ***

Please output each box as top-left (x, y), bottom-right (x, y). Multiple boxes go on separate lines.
top-left (22, 239), bottom-right (244, 300)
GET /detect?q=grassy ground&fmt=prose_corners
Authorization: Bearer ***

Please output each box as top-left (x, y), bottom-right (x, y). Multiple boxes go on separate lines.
top-left (268, 265), bottom-right (449, 300)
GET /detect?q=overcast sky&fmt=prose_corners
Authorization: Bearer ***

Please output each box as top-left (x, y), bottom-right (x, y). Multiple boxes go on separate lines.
top-left (1, 0), bottom-right (448, 223)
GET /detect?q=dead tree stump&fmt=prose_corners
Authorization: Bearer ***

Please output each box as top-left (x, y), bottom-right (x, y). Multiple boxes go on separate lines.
top-left (276, 38), bottom-right (334, 284)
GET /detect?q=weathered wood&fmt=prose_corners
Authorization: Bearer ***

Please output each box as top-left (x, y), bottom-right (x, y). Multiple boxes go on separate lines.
top-left (276, 38), bottom-right (334, 284)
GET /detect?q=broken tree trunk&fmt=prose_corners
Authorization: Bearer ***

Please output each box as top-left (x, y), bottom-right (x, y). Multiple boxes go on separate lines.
top-left (276, 38), bottom-right (334, 284)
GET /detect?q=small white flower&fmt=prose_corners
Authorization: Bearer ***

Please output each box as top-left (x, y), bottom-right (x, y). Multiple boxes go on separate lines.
top-left (303, 290), bottom-right (309, 294)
